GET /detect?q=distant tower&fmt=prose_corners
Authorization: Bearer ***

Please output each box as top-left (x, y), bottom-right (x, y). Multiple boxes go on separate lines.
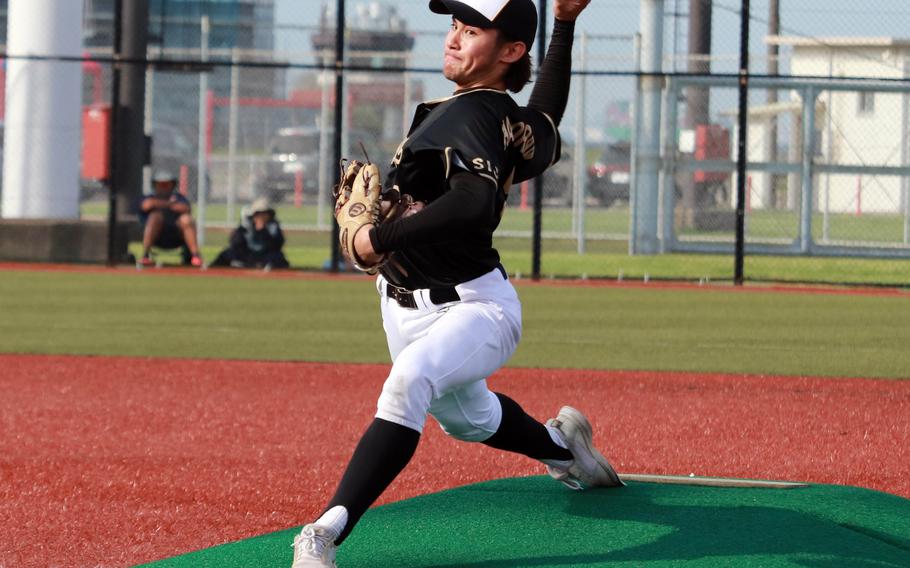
top-left (311, 2), bottom-right (416, 143)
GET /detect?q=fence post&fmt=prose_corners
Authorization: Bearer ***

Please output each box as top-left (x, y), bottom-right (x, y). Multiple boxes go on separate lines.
top-left (855, 176), bottom-right (862, 216)
top-left (659, 75), bottom-right (678, 253)
top-left (573, 32), bottom-right (588, 254)
top-left (179, 164), bottom-right (189, 196)
top-left (733, 0), bottom-right (750, 285)
top-left (329, 0), bottom-right (346, 272)
top-left (317, 49), bottom-right (331, 230)
top-left (746, 175), bottom-right (752, 213)
top-left (799, 86), bottom-right (817, 254)
top-left (902, 75), bottom-right (910, 244)
top-left (196, 15), bottom-right (210, 248)
top-left (143, 59), bottom-right (154, 211)
top-left (227, 48), bottom-right (240, 224)
top-left (402, 53), bottom-right (412, 138)
top-left (905, 181), bottom-right (910, 244)
top-left (295, 170), bottom-right (304, 208)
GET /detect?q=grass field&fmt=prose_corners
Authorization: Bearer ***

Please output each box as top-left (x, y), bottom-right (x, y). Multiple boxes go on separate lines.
top-left (81, 200), bottom-right (910, 243)
top-left (81, 200), bottom-right (910, 286)
top-left (1, 267), bottom-right (908, 378)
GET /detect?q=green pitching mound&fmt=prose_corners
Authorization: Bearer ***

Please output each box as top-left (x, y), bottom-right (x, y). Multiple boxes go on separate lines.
top-left (138, 475), bottom-right (910, 567)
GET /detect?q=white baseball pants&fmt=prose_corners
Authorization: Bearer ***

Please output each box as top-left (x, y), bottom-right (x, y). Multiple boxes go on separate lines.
top-left (374, 266), bottom-right (522, 442)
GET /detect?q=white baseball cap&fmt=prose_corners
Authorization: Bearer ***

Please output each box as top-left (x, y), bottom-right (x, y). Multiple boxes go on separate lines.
top-left (429, 0), bottom-right (538, 50)
top-left (249, 197), bottom-right (274, 216)
top-left (152, 170), bottom-right (177, 184)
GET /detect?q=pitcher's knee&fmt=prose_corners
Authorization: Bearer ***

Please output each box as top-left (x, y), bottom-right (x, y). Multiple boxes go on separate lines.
top-left (433, 398), bottom-right (501, 443)
top-left (437, 421), bottom-right (495, 442)
top-left (375, 371), bottom-right (433, 433)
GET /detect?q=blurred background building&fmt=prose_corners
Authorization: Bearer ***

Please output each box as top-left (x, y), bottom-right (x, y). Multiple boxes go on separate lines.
top-left (0, 0), bottom-right (281, 146)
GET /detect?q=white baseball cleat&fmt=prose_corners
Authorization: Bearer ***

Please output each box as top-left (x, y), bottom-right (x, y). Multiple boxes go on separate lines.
top-left (291, 523), bottom-right (339, 568)
top-left (545, 406), bottom-right (625, 490)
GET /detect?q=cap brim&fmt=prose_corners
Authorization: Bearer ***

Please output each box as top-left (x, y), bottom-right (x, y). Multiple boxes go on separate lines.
top-left (429, 0), bottom-right (494, 28)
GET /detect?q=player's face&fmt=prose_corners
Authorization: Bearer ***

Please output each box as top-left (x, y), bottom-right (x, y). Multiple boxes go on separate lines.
top-left (443, 19), bottom-right (509, 89)
top-left (153, 181), bottom-right (175, 195)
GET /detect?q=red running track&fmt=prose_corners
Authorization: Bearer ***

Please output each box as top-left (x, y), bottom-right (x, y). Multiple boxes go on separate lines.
top-left (1, 354), bottom-right (908, 567)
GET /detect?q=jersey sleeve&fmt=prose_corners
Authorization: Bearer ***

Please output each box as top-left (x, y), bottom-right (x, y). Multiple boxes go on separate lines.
top-left (406, 97), bottom-right (508, 187)
top-left (511, 107), bottom-right (561, 184)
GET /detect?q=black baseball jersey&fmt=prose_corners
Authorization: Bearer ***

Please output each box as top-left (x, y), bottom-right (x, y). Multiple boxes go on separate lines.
top-left (378, 88), bottom-right (560, 289)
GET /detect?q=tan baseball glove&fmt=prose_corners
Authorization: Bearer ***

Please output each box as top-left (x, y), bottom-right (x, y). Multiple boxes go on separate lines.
top-left (333, 160), bottom-right (413, 273)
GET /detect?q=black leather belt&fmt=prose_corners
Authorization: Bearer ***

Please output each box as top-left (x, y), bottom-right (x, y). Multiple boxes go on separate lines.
top-left (386, 284), bottom-right (460, 309)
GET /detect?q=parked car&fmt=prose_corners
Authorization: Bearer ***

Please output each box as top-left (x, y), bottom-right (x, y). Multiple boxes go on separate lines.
top-left (542, 149), bottom-right (575, 206)
top-left (254, 126), bottom-right (381, 203)
top-left (587, 141), bottom-right (631, 207)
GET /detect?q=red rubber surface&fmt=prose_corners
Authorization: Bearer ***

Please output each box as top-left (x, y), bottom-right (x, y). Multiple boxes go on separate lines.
top-left (1, 354), bottom-right (908, 567)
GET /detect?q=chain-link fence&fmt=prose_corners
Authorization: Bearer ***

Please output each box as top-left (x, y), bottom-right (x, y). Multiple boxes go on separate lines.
top-left (3, 0), bottom-right (910, 285)
top-left (659, 77), bottom-right (910, 254)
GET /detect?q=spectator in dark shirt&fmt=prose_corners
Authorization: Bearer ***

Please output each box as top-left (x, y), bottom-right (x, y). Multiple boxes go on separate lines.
top-left (211, 197), bottom-right (289, 269)
top-left (138, 170), bottom-right (203, 267)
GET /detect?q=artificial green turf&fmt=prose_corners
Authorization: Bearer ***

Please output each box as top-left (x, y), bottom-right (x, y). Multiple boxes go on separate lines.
top-left (137, 476), bottom-right (910, 567)
top-left (1, 269), bottom-right (909, 378)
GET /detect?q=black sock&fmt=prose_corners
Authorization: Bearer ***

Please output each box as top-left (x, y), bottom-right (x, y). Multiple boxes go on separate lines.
top-left (482, 393), bottom-right (573, 462)
top-left (323, 418), bottom-right (420, 544)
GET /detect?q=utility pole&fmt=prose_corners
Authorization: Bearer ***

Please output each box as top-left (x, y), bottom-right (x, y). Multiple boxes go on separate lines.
top-left (686, 0), bottom-right (712, 128)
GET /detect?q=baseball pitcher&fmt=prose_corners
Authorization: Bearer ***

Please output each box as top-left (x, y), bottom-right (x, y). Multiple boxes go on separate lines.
top-left (292, 1), bottom-right (622, 566)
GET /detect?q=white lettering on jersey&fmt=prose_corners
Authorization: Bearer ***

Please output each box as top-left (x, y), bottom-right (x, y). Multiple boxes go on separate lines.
top-left (471, 156), bottom-right (499, 180)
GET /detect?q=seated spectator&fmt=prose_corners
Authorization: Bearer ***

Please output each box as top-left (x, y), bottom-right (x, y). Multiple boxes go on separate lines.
top-left (138, 170), bottom-right (203, 267)
top-left (210, 198), bottom-right (290, 269)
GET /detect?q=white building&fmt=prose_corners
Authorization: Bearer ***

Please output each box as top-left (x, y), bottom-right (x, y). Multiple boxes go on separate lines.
top-left (752, 36), bottom-right (910, 214)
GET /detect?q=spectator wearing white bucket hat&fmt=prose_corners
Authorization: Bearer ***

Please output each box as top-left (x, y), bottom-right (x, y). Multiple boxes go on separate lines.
top-left (211, 197), bottom-right (290, 269)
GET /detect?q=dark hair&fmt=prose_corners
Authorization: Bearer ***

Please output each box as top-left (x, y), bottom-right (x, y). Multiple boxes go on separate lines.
top-left (504, 52), bottom-right (532, 93)
top-left (497, 31), bottom-right (533, 93)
